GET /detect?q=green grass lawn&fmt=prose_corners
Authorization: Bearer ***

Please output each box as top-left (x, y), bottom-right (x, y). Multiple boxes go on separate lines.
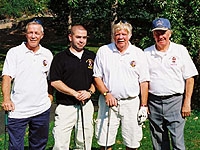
top-left (0, 110), bottom-right (199, 150)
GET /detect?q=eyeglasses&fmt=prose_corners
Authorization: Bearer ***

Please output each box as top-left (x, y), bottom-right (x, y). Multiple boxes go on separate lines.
top-left (31, 19), bottom-right (42, 25)
top-left (114, 19), bottom-right (128, 24)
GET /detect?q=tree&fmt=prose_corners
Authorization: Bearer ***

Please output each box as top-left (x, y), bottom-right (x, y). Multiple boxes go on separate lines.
top-left (0, 0), bottom-right (50, 19)
top-left (1, 0), bottom-right (200, 109)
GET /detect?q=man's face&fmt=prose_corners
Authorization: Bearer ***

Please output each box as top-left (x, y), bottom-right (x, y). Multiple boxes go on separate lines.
top-left (153, 30), bottom-right (171, 49)
top-left (26, 24), bottom-right (43, 51)
top-left (114, 29), bottom-right (130, 52)
top-left (69, 29), bottom-right (87, 52)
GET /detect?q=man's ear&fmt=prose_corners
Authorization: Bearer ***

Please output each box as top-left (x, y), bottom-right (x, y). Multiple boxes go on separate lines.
top-left (68, 34), bottom-right (72, 42)
top-left (169, 30), bottom-right (172, 38)
top-left (41, 34), bottom-right (44, 39)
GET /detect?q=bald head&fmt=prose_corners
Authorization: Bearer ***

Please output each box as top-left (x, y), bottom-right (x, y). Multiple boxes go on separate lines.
top-left (70, 25), bottom-right (87, 35)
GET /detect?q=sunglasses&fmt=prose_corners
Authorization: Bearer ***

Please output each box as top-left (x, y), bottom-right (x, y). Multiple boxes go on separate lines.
top-left (31, 19), bottom-right (42, 25)
top-left (114, 19), bottom-right (128, 24)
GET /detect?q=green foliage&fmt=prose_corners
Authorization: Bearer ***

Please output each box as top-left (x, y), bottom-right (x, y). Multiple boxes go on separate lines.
top-left (0, 0), bottom-right (50, 18)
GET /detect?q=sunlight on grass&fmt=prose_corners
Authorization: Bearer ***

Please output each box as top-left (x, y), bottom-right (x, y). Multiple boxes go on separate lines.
top-left (1, 110), bottom-right (199, 149)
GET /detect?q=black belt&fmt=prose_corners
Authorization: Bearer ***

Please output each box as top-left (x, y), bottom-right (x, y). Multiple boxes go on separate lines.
top-left (149, 93), bottom-right (182, 99)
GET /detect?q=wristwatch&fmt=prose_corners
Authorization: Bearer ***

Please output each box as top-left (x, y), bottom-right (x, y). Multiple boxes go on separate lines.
top-left (103, 91), bottom-right (109, 96)
top-left (87, 89), bottom-right (93, 95)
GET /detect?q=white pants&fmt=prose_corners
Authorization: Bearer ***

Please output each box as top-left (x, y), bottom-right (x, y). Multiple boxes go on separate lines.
top-left (95, 95), bottom-right (142, 148)
top-left (53, 100), bottom-right (94, 150)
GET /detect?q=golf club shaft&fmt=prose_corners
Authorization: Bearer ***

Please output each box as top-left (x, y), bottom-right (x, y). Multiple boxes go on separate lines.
top-left (80, 102), bottom-right (86, 150)
top-left (105, 107), bottom-right (111, 150)
top-left (4, 111), bottom-right (8, 150)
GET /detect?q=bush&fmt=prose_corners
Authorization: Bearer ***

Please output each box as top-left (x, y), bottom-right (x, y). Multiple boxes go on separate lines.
top-left (0, 0), bottom-right (50, 19)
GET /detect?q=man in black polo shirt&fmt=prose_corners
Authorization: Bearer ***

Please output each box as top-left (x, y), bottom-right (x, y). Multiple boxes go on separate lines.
top-left (50, 25), bottom-right (96, 150)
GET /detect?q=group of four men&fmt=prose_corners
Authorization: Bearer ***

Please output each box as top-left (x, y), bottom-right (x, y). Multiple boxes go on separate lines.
top-left (1, 17), bottom-right (198, 150)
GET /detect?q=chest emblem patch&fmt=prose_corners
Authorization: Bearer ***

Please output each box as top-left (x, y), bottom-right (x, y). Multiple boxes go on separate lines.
top-left (130, 60), bottom-right (136, 67)
top-left (170, 56), bottom-right (178, 66)
top-left (43, 60), bottom-right (48, 66)
top-left (172, 56), bottom-right (176, 63)
top-left (86, 59), bottom-right (94, 69)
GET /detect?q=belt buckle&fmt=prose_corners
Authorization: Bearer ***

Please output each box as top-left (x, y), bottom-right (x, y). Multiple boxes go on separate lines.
top-left (160, 95), bottom-right (172, 99)
top-left (160, 95), bottom-right (167, 99)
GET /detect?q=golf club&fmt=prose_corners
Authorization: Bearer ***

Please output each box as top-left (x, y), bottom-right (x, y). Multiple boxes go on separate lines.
top-left (80, 102), bottom-right (86, 150)
top-left (105, 107), bottom-right (111, 150)
top-left (4, 111), bottom-right (8, 150)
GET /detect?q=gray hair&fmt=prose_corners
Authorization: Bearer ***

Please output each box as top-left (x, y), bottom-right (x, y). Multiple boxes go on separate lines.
top-left (111, 21), bottom-right (132, 40)
top-left (25, 20), bottom-right (44, 33)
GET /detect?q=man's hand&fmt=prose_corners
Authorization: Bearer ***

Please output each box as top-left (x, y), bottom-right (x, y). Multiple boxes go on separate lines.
top-left (76, 90), bottom-right (91, 104)
top-left (104, 93), bottom-right (118, 107)
top-left (1, 99), bottom-right (15, 111)
top-left (48, 94), bottom-right (54, 103)
top-left (182, 102), bottom-right (191, 117)
top-left (138, 106), bottom-right (148, 125)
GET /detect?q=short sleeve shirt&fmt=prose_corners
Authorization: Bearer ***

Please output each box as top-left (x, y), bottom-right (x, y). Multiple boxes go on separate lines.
top-left (144, 42), bottom-right (198, 95)
top-left (50, 48), bottom-right (96, 105)
top-left (2, 42), bottom-right (53, 118)
top-left (93, 42), bottom-right (150, 99)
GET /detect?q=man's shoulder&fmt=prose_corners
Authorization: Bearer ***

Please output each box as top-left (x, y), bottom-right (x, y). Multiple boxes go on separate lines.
top-left (40, 45), bottom-right (52, 53)
top-left (144, 45), bottom-right (154, 52)
top-left (54, 50), bottom-right (67, 58)
top-left (129, 44), bottom-right (144, 52)
top-left (170, 42), bottom-right (186, 49)
top-left (7, 43), bottom-right (25, 54)
top-left (98, 43), bottom-right (113, 49)
top-left (97, 43), bottom-right (115, 54)
top-left (84, 48), bottom-right (96, 57)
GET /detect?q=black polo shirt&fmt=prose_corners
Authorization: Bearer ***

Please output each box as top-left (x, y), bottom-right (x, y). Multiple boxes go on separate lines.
top-left (50, 47), bottom-right (96, 105)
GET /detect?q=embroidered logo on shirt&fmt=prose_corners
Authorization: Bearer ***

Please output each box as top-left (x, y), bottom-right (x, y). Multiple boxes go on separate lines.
top-left (86, 59), bottom-right (94, 69)
top-left (172, 57), bottom-right (176, 63)
top-left (130, 60), bottom-right (136, 67)
top-left (43, 60), bottom-right (48, 66)
top-left (170, 56), bottom-right (177, 65)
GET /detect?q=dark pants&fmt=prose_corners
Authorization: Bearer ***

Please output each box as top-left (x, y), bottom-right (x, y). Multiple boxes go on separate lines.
top-left (148, 94), bottom-right (185, 150)
top-left (8, 108), bottom-right (50, 150)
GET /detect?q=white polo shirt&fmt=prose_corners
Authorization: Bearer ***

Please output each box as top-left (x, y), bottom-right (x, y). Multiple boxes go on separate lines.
top-left (2, 42), bottom-right (53, 118)
top-left (144, 41), bottom-right (198, 95)
top-left (93, 42), bottom-right (150, 99)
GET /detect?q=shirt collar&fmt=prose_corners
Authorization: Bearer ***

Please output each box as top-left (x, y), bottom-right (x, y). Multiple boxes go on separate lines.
top-left (112, 42), bottom-right (131, 55)
top-left (23, 42), bottom-right (42, 54)
top-left (152, 41), bottom-right (172, 56)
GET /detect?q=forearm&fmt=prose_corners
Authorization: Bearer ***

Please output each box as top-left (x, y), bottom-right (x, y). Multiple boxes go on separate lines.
top-left (51, 80), bottom-right (78, 97)
top-left (182, 77), bottom-right (194, 117)
top-left (94, 77), bottom-right (118, 106)
top-left (94, 77), bottom-right (108, 94)
top-left (2, 75), bottom-right (12, 102)
top-left (88, 83), bottom-right (95, 94)
top-left (183, 77), bottom-right (194, 106)
top-left (2, 75), bottom-right (15, 111)
top-left (140, 81), bottom-right (149, 106)
top-left (47, 80), bottom-right (54, 102)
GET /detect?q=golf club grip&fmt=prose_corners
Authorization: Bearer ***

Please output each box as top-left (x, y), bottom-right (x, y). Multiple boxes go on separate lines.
top-left (5, 111), bottom-right (8, 132)
top-left (5, 111), bottom-right (8, 125)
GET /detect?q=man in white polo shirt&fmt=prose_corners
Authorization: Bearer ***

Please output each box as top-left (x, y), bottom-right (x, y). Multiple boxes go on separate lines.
top-left (93, 20), bottom-right (150, 150)
top-left (144, 18), bottom-right (198, 150)
top-left (1, 19), bottom-right (53, 150)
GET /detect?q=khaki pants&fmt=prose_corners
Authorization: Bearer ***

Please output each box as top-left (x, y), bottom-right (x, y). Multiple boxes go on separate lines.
top-left (95, 95), bottom-right (142, 148)
top-left (53, 101), bottom-right (94, 150)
